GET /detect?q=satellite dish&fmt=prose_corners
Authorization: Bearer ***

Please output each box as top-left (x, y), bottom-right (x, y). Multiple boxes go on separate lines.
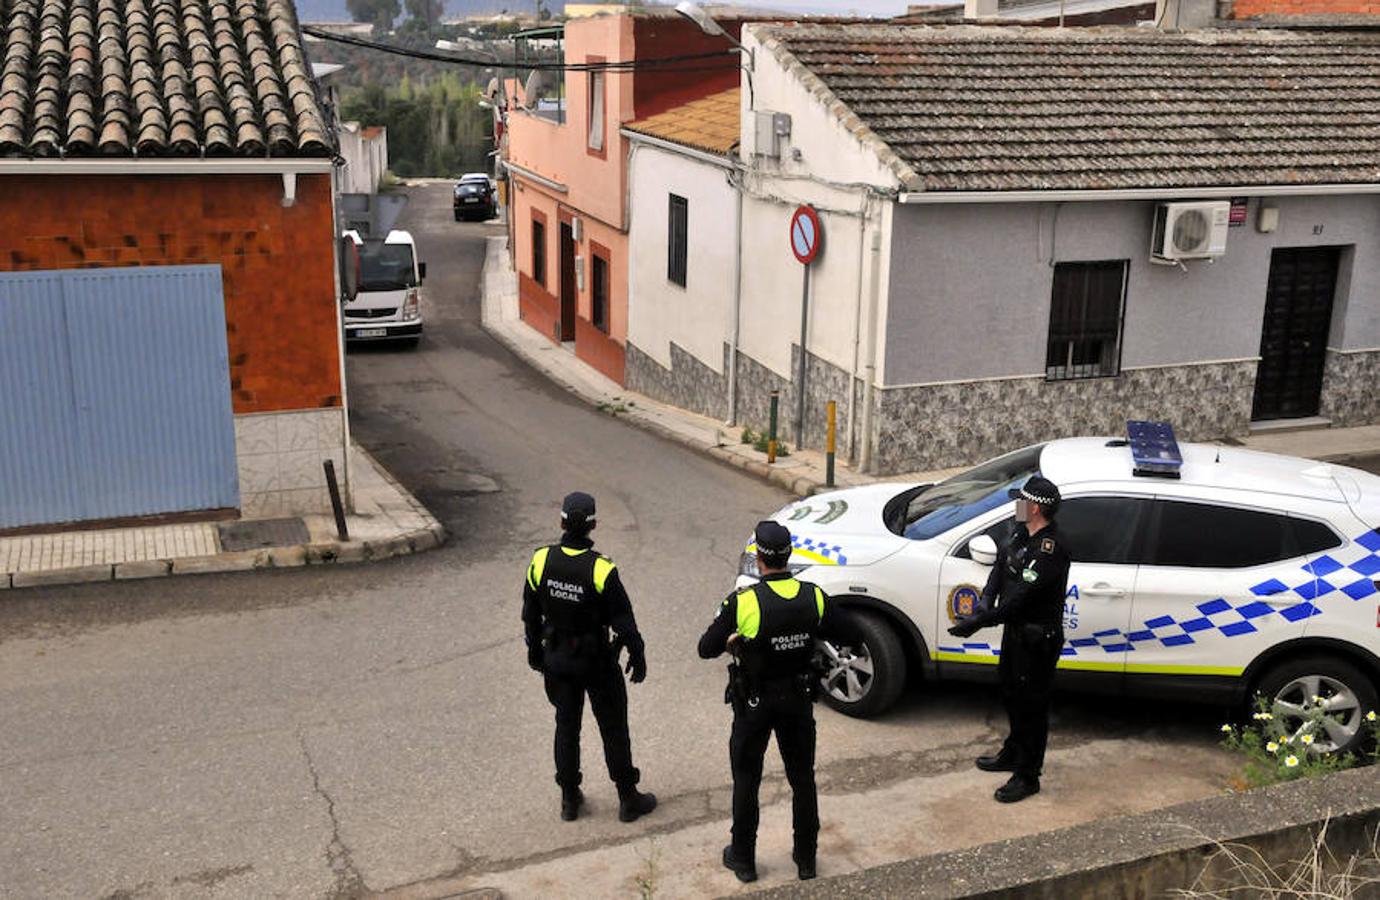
top-left (524, 69), bottom-right (544, 106)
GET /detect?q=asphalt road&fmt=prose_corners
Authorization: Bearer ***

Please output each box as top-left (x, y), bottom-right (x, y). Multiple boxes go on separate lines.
top-left (0, 185), bottom-right (1260, 899)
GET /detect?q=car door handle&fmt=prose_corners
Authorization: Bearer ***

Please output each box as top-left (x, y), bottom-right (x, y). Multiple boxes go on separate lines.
top-left (1082, 585), bottom-right (1126, 598)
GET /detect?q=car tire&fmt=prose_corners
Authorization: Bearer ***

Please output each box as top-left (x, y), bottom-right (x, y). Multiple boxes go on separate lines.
top-left (817, 609), bottom-right (906, 719)
top-left (1254, 655), bottom-right (1378, 755)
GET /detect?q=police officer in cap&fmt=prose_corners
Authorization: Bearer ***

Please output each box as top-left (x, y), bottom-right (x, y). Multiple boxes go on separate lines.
top-left (698, 520), bottom-right (858, 883)
top-left (522, 491), bottom-right (657, 823)
top-left (949, 475), bottom-right (1070, 803)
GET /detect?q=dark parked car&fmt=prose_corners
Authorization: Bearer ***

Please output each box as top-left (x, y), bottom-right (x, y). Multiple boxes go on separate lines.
top-left (453, 173), bottom-right (498, 221)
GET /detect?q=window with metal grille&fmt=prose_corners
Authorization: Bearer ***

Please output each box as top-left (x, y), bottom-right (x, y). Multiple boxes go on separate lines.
top-left (1046, 260), bottom-right (1127, 380)
top-left (532, 218), bottom-right (546, 287)
top-left (592, 252), bottom-right (609, 333)
top-left (667, 194), bottom-right (688, 287)
top-left (588, 70), bottom-right (605, 152)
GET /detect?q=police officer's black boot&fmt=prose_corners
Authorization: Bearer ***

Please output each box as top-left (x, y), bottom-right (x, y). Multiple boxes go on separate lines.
top-left (722, 845), bottom-right (757, 883)
top-left (617, 783), bottom-right (657, 822)
top-left (792, 849), bottom-right (817, 881)
top-left (975, 750), bottom-right (1018, 772)
top-left (560, 787), bottom-right (584, 821)
top-left (995, 773), bottom-right (1040, 803)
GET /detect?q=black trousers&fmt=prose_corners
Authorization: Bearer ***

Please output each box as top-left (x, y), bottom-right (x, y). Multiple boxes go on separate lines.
top-left (729, 684), bottom-right (817, 861)
top-left (998, 624), bottom-right (1064, 780)
top-left (543, 659), bottom-right (638, 789)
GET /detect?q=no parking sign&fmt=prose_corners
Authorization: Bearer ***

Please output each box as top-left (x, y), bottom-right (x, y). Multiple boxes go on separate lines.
top-left (790, 205), bottom-right (822, 265)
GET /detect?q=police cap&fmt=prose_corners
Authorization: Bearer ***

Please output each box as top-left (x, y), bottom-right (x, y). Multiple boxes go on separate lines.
top-left (561, 491), bottom-right (597, 529)
top-left (754, 520), bottom-right (792, 558)
top-left (1008, 475), bottom-right (1061, 512)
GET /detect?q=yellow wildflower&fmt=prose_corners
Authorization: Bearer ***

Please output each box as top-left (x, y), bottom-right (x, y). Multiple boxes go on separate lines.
top-left (1285, 756), bottom-right (1300, 768)
top-left (1300, 734), bottom-right (1315, 746)
top-left (1265, 741), bottom-right (1279, 753)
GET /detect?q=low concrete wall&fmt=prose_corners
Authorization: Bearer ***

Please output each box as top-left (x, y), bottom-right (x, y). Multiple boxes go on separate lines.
top-left (753, 766), bottom-right (1380, 899)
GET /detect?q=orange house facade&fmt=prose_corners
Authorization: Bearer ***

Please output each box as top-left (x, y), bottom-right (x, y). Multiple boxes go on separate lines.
top-left (505, 13), bottom-right (740, 384)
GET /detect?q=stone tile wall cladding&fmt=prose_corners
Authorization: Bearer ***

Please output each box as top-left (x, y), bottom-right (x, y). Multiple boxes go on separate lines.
top-left (627, 340), bottom-right (862, 457)
top-left (234, 408), bottom-right (346, 517)
top-left (874, 360), bottom-right (1259, 473)
top-left (1321, 349), bottom-right (1380, 426)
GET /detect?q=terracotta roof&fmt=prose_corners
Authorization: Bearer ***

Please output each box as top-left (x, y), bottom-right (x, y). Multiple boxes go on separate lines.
top-left (0, 0), bottom-right (332, 160)
top-left (756, 24), bottom-right (1380, 192)
top-left (624, 88), bottom-right (740, 157)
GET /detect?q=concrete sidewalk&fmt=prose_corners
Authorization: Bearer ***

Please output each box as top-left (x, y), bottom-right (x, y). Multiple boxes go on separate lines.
top-left (0, 442), bottom-right (444, 591)
top-left (480, 235), bottom-right (1380, 497)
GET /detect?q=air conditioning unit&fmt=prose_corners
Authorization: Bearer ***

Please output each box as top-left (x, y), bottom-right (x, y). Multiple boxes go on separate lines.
top-left (1151, 201), bottom-right (1230, 263)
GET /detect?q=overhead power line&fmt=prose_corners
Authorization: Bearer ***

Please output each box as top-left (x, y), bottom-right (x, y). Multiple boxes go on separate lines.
top-left (301, 26), bottom-right (739, 72)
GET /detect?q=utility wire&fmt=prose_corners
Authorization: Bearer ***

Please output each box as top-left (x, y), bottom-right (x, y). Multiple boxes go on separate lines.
top-left (301, 26), bottom-right (738, 72)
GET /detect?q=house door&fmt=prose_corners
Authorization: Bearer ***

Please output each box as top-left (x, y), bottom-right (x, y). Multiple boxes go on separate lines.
top-left (558, 222), bottom-right (576, 342)
top-left (0, 265), bottom-right (239, 530)
top-left (1251, 247), bottom-right (1340, 421)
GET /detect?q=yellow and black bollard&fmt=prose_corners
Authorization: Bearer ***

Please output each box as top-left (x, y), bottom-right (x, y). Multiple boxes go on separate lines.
top-left (768, 390), bottom-right (779, 464)
top-left (826, 400), bottom-right (836, 487)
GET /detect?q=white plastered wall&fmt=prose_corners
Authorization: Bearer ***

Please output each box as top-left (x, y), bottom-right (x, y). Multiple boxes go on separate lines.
top-left (626, 142), bottom-right (736, 373)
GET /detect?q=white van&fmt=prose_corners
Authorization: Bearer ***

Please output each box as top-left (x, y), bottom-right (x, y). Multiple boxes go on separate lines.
top-left (342, 229), bottom-right (425, 347)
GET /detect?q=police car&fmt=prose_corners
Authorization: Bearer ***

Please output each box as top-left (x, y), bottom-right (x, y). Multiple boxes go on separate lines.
top-left (737, 424), bottom-right (1380, 753)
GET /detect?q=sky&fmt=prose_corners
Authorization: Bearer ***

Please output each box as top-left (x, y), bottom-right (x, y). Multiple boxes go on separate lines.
top-left (745, 1), bottom-right (911, 12)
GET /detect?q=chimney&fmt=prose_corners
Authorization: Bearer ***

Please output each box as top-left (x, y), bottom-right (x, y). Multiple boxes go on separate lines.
top-left (964, 0), bottom-right (999, 18)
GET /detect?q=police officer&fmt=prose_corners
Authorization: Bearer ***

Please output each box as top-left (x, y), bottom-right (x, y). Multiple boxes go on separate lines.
top-left (698, 520), bottom-right (857, 883)
top-left (522, 491), bottom-right (657, 823)
top-left (948, 475), bottom-right (1070, 803)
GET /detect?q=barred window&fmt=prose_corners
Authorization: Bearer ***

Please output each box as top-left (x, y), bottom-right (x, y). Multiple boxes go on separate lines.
top-left (667, 194), bottom-right (688, 287)
top-left (1046, 260), bottom-right (1127, 380)
top-left (532, 218), bottom-right (546, 287)
top-left (592, 253), bottom-right (609, 333)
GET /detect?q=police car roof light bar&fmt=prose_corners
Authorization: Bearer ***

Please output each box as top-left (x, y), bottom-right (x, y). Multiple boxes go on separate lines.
top-left (1127, 420), bottom-right (1183, 479)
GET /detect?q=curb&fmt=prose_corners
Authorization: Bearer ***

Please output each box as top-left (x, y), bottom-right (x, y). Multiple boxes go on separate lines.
top-left (1, 444), bottom-right (447, 591)
top-left (3, 523), bottom-right (447, 591)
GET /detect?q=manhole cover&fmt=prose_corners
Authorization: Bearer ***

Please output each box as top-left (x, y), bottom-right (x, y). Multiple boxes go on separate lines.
top-left (218, 517), bottom-right (310, 552)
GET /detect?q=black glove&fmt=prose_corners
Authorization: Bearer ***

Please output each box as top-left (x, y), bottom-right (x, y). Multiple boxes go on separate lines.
top-left (948, 620), bottom-right (980, 639)
top-left (527, 646), bottom-right (544, 672)
top-left (626, 650), bottom-right (647, 684)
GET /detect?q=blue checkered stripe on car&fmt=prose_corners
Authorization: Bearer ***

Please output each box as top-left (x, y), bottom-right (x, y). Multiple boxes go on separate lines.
top-left (792, 535), bottom-right (849, 565)
top-left (938, 530), bottom-right (1380, 659)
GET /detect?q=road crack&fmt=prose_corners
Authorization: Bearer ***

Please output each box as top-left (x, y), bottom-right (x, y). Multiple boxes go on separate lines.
top-left (299, 731), bottom-right (368, 899)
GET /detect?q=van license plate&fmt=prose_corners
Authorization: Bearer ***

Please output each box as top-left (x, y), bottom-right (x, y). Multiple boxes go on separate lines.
top-left (357, 328), bottom-right (387, 338)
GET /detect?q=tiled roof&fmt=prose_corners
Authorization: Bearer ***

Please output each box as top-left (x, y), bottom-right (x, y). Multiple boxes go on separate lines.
top-left (0, 0), bottom-right (332, 160)
top-left (757, 24), bottom-right (1380, 192)
top-left (624, 88), bottom-right (741, 157)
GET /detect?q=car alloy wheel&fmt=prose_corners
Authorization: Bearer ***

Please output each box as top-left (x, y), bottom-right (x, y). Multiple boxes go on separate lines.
top-left (819, 639), bottom-right (874, 704)
top-left (1270, 674), bottom-right (1363, 754)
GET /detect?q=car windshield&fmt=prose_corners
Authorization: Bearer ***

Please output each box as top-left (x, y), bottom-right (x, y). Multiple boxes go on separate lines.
top-left (894, 444), bottom-right (1045, 541)
top-left (358, 241), bottom-right (417, 291)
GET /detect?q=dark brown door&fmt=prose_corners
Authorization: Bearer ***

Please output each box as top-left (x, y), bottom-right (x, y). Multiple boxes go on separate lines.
top-left (558, 223), bottom-right (576, 342)
top-left (1252, 247), bottom-right (1339, 421)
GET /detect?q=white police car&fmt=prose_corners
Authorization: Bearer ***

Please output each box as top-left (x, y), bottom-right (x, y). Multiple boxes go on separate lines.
top-left (737, 425), bottom-right (1380, 753)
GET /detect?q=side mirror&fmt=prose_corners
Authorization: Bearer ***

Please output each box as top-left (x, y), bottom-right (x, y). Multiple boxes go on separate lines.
top-left (338, 236), bottom-right (359, 303)
top-left (969, 534), bottom-right (999, 567)
top-left (417, 261), bottom-right (427, 282)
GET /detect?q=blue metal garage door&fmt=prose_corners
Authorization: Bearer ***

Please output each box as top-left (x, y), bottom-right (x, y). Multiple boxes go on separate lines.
top-left (0, 265), bottom-right (239, 530)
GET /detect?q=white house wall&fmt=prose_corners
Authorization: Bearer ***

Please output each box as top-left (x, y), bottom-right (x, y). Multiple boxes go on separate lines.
top-left (626, 143), bottom-right (735, 376)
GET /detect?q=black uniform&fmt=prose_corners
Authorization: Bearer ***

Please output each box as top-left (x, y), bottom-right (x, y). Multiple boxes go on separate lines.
top-left (699, 529), bottom-right (857, 881)
top-left (522, 530), bottom-right (646, 794)
top-left (957, 519), bottom-right (1071, 782)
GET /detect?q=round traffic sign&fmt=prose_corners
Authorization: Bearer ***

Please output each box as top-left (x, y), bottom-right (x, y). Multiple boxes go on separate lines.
top-left (790, 205), bottom-right (822, 265)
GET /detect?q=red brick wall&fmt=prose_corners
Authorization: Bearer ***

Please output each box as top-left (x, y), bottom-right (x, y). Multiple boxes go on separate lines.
top-left (0, 173), bottom-right (341, 414)
top-left (1232, 0), bottom-right (1380, 14)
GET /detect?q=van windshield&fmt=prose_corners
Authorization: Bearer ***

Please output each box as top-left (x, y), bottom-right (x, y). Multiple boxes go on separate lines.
top-left (885, 444), bottom-right (1045, 541)
top-left (358, 241), bottom-right (417, 291)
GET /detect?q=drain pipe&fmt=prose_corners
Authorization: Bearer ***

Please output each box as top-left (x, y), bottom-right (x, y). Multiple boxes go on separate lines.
top-left (859, 224), bottom-right (883, 474)
top-left (726, 161), bottom-right (745, 425)
top-left (846, 193), bottom-right (871, 463)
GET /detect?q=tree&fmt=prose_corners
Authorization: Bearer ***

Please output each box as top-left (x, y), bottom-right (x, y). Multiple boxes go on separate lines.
top-left (346, 0), bottom-right (401, 31)
top-left (404, 0), bottom-right (444, 29)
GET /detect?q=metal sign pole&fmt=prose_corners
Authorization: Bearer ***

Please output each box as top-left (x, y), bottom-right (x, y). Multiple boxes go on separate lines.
top-left (795, 264), bottom-right (809, 448)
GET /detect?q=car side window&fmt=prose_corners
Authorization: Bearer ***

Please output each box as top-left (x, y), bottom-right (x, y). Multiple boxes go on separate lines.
top-left (1057, 497), bottom-right (1153, 565)
top-left (1289, 517), bottom-right (1343, 555)
top-left (1149, 500), bottom-right (1296, 568)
